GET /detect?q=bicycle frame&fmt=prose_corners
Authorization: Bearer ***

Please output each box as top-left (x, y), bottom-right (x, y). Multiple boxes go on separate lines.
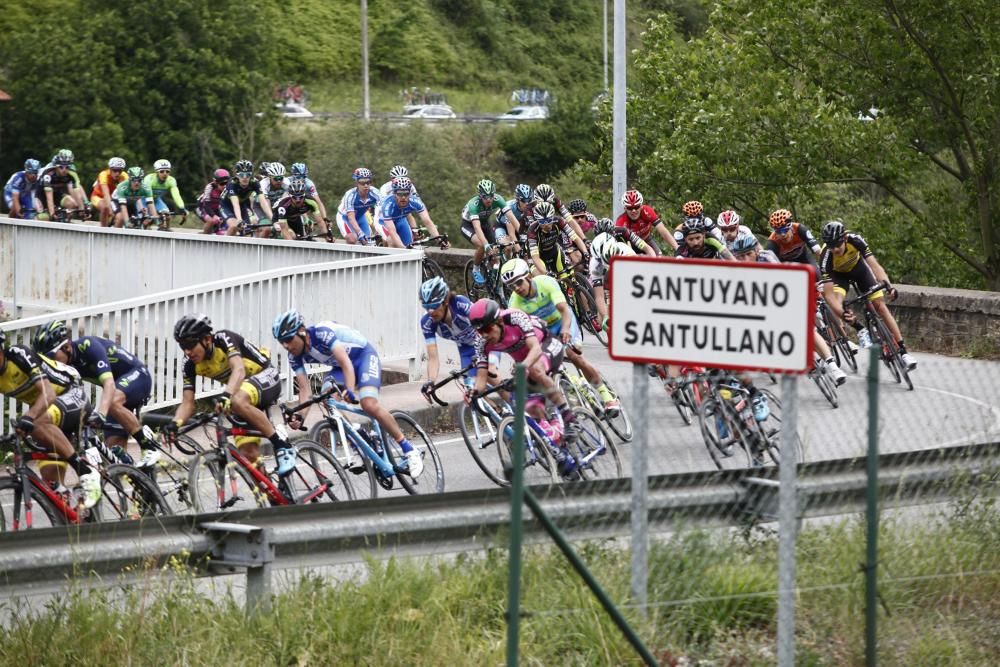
top-left (317, 398), bottom-right (401, 480)
top-left (207, 416), bottom-right (292, 507)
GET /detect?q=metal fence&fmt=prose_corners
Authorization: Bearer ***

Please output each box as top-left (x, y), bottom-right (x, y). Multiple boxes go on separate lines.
top-left (0, 251), bottom-right (423, 422)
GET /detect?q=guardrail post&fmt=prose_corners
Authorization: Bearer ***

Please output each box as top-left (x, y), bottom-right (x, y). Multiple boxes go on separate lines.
top-left (631, 363), bottom-right (649, 615)
top-left (201, 521), bottom-right (275, 616)
top-left (865, 348), bottom-right (880, 666)
top-left (506, 363), bottom-right (526, 667)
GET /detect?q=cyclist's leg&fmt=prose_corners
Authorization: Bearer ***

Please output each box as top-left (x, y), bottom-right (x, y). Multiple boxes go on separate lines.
top-left (230, 366), bottom-right (286, 462)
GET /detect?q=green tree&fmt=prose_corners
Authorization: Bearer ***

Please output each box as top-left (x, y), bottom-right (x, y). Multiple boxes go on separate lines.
top-left (590, 0), bottom-right (999, 289)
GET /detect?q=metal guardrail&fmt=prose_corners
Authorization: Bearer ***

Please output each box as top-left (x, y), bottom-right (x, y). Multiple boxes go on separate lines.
top-left (1, 442), bottom-right (996, 595)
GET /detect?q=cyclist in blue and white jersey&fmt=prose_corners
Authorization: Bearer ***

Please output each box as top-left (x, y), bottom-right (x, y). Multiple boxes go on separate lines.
top-left (498, 183), bottom-right (533, 248)
top-left (336, 167), bottom-right (383, 244)
top-left (273, 310), bottom-right (426, 477)
top-left (379, 165), bottom-right (420, 200)
top-left (290, 162), bottom-right (331, 223)
top-left (3, 159), bottom-right (41, 219)
top-left (376, 177), bottom-right (445, 248)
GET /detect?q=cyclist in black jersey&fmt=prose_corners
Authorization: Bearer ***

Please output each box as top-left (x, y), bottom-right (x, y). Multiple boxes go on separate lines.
top-left (527, 201), bottom-right (588, 276)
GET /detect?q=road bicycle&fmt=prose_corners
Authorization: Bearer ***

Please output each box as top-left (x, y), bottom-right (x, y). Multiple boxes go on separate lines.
top-left (551, 264), bottom-right (606, 347)
top-left (556, 365), bottom-right (633, 442)
top-left (651, 364), bottom-right (708, 427)
top-left (0, 426), bottom-right (170, 531)
top-left (816, 295), bottom-right (858, 373)
top-left (408, 230), bottom-right (450, 282)
top-left (48, 206), bottom-right (91, 224)
top-left (465, 240), bottom-right (516, 303)
top-left (302, 385), bottom-right (445, 498)
top-left (844, 281), bottom-right (913, 391)
top-left (183, 410), bottom-right (354, 512)
top-left (153, 210), bottom-right (187, 231)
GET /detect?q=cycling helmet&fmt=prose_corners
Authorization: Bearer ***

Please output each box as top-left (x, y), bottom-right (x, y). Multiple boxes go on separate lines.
top-left (419, 276), bottom-right (449, 310)
top-left (290, 162), bottom-right (308, 177)
top-left (731, 231), bottom-right (760, 255)
top-left (821, 220), bottom-right (846, 244)
top-left (389, 165), bottom-right (408, 179)
top-left (0, 330), bottom-right (5, 348)
top-left (287, 179), bottom-right (307, 197)
top-left (768, 209), bottom-right (793, 230)
top-left (173, 314), bottom-right (213, 342)
top-left (477, 179), bottom-right (496, 198)
top-left (500, 258), bottom-right (531, 285)
top-left (272, 309), bottom-right (304, 342)
top-left (717, 210), bottom-right (741, 229)
top-left (352, 167), bottom-right (373, 182)
top-left (682, 201), bottom-right (703, 218)
top-left (126, 166), bottom-right (144, 181)
top-left (24, 159), bottom-right (40, 173)
top-left (392, 176), bottom-right (413, 193)
top-left (266, 162), bottom-right (286, 178)
top-left (533, 183), bottom-right (555, 203)
top-left (595, 217), bottom-right (616, 236)
top-left (468, 298), bottom-right (501, 329)
top-left (533, 201), bottom-right (556, 222)
top-left (514, 184), bottom-right (533, 202)
top-left (568, 198), bottom-right (587, 214)
top-left (154, 159), bottom-right (171, 171)
top-left (592, 233), bottom-right (626, 266)
top-left (108, 157), bottom-right (126, 170)
top-left (681, 217), bottom-right (705, 237)
top-left (32, 320), bottom-right (70, 355)
top-left (54, 149), bottom-right (75, 165)
top-left (622, 189), bottom-right (643, 208)
top-left (234, 159), bottom-right (254, 175)
top-left (214, 168), bottom-right (230, 182)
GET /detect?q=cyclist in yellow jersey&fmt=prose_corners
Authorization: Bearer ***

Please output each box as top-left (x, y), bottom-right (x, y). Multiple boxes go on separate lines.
top-left (90, 157), bottom-right (128, 226)
top-left (0, 331), bottom-right (102, 506)
top-left (163, 314), bottom-right (298, 474)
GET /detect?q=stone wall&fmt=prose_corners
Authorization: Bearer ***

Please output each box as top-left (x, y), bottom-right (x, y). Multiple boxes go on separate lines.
top-left (426, 249), bottom-right (1000, 359)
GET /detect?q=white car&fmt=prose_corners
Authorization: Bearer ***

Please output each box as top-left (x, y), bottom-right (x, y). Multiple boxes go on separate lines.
top-left (402, 104), bottom-right (457, 120)
top-left (275, 102), bottom-right (314, 118)
top-left (498, 105), bottom-right (549, 122)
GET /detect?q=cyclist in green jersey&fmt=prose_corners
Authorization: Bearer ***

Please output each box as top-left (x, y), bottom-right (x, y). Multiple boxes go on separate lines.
top-left (460, 179), bottom-right (519, 284)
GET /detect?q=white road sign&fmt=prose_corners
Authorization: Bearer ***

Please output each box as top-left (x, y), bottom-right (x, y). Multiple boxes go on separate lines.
top-left (608, 256), bottom-right (816, 373)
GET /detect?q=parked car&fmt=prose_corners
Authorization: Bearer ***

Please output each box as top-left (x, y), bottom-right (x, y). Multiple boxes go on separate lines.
top-left (275, 102), bottom-right (314, 118)
top-left (498, 105), bottom-right (549, 122)
top-left (402, 104), bottom-right (457, 120)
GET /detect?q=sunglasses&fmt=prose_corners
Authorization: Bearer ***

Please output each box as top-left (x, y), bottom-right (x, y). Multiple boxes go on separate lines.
top-left (178, 339), bottom-right (201, 351)
top-left (237, 172), bottom-right (252, 178)
top-left (423, 302), bottom-right (443, 311)
top-left (776, 226), bottom-right (792, 234)
top-left (215, 178), bottom-right (229, 185)
top-left (56, 165), bottom-right (69, 169)
top-left (625, 205), bottom-right (640, 211)
top-left (509, 278), bottom-right (529, 287)
top-left (572, 213), bottom-right (587, 219)
top-left (158, 169), bottom-right (170, 174)
top-left (291, 195), bottom-right (305, 201)
top-left (356, 180), bottom-right (371, 186)
top-left (110, 168), bottom-right (123, 173)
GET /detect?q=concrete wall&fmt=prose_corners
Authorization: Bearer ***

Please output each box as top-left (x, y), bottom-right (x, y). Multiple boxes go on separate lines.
top-left (426, 248), bottom-right (1000, 359)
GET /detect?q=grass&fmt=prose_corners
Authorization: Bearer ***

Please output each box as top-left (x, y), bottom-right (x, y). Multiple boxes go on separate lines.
top-left (1, 497), bottom-right (998, 665)
top-left (301, 80), bottom-right (516, 115)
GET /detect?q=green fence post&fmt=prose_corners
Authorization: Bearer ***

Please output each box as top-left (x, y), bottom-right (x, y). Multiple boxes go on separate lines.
top-left (866, 348), bottom-right (880, 666)
top-left (506, 363), bottom-right (527, 667)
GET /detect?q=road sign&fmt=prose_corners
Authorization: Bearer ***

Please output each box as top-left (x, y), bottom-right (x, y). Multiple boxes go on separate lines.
top-left (608, 256), bottom-right (815, 373)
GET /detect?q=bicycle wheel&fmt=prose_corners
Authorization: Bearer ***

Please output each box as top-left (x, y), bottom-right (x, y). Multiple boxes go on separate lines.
top-left (826, 313), bottom-right (858, 373)
top-left (388, 411), bottom-right (445, 494)
top-left (464, 260), bottom-right (489, 301)
top-left (422, 257), bottom-right (445, 282)
top-left (558, 374), bottom-right (588, 410)
top-left (0, 477), bottom-right (65, 530)
top-left (309, 421), bottom-right (377, 500)
top-left (570, 410), bottom-right (622, 480)
top-left (697, 397), bottom-right (752, 470)
top-left (458, 402), bottom-right (507, 487)
top-left (810, 366), bottom-right (839, 409)
top-left (187, 450), bottom-right (268, 512)
top-left (496, 416), bottom-right (559, 485)
top-left (573, 282), bottom-right (608, 347)
top-left (96, 464), bottom-right (172, 521)
top-left (755, 389), bottom-right (805, 466)
top-left (868, 315), bottom-right (901, 383)
top-left (599, 378), bottom-right (633, 442)
top-left (872, 317), bottom-right (913, 390)
top-left (284, 441), bottom-right (355, 503)
top-left (672, 383), bottom-right (693, 426)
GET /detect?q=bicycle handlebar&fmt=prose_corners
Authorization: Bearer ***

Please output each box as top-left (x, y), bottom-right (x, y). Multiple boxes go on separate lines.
top-left (424, 363), bottom-right (476, 407)
top-left (843, 281), bottom-right (892, 308)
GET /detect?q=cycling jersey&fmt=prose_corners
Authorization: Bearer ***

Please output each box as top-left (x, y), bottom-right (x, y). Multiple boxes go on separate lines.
top-left (421, 295), bottom-right (479, 347)
top-left (259, 177), bottom-right (288, 205)
top-left (606, 226), bottom-right (651, 255)
top-left (0, 345), bottom-right (80, 404)
top-left (588, 242), bottom-right (636, 288)
top-left (38, 164), bottom-right (79, 194)
top-left (500, 200), bottom-right (530, 228)
top-left (91, 169), bottom-right (127, 202)
top-left (287, 321), bottom-right (382, 391)
top-left (181, 330), bottom-right (270, 392)
top-left (224, 178), bottom-right (263, 206)
top-left (615, 205), bottom-right (661, 239)
top-left (65, 336), bottom-right (146, 385)
top-left (300, 177), bottom-right (321, 200)
top-left (273, 194), bottom-right (319, 236)
top-left (113, 180), bottom-right (154, 207)
top-left (572, 212), bottom-right (599, 235)
top-left (819, 232), bottom-right (872, 277)
top-left (527, 218), bottom-right (577, 258)
top-left (337, 187), bottom-right (382, 237)
top-left (197, 182), bottom-right (226, 216)
top-left (767, 222), bottom-right (821, 266)
top-left (462, 195), bottom-right (508, 224)
top-left (377, 193), bottom-right (426, 247)
top-left (675, 236), bottom-right (729, 260)
top-left (143, 172), bottom-right (185, 211)
top-left (3, 171), bottom-right (39, 215)
top-left (473, 309), bottom-right (558, 369)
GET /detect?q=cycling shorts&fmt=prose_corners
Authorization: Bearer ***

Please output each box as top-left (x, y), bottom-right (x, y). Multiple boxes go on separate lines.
top-left (460, 218), bottom-right (507, 245)
top-left (322, 344), bottom-right (382, 401)
top-left (101, 367), bottom-right (153, 438)
top-left (239, 365), bottom-right (282, 409)
top-left (153, 196), bottom-right (182, 214)
top-left (44, 385), bottom-right (89, 436)
top-left (336, 210), bottom-right (374, 238)
top-left (220, 200), bottom-right (252, 222)
top-left (825, 262), bottom-right (885, 302)
top-left (546, 316), bottom-right (583, 348)
top-left (3, 190), bottom-right (37, 216)
top-left (529, 336), bottom-right (565, 383)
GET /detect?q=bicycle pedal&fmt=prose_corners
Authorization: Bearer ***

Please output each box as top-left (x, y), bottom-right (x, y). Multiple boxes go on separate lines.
top-left (221, 495), bottom-right (243, 509)
top-left (348, 464), bottom-right (368, 475)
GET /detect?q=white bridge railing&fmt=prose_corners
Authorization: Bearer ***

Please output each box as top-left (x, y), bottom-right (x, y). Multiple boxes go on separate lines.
top-left (0, 217), bottom-right (399, 313)
top-left (0, 252), bottom-right (423, 423)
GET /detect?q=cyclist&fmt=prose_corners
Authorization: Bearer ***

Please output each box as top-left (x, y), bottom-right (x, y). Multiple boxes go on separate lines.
top-left (336, 167), bottom-right (383, 244)
top-left (32, 321), bottom-right (163, 467)
top-left (222, 159), bottom-right (273, 237)
top-left (376, 176), bottom-right (445, 248)
top-left (272, 310), bottom-right (425, 478)
top-left (732, 231), bottom-right (847, 385)
top-left (594, 217), bottom-right (655, 257)
top-left (615, 189), bottom-right (677, 254)
top-left (567, 198), bottom-right (599, 238)
top-left (498, 183), bottom-right (533, 248)
top-left (113, 167), bottom-right (158, 228)
top-left (418, 276), bottom-right (501, 396)
top-left (3, 158), bottom-right (41, 219)
top-left (468, 298), bottom-right (579, 476)
top-left (89, 157), bottom-right (127, 226)
top-left (717, 210), bottom-right (754, 251)
top-left (530, 184), bottom-right (587, 265)
top-left (461, 179), bottom-right (518, 284)
top-left (196, 169), bottom-right (231, 233)
top-left (818, 220), bottom-right (917, 370)
top-left (379, 164), bottom-right (420, 200)
top-left (0, 330), bottom-right (101, 506)
top-left (259, 162), bottom-right (288, 208)
top-left (271, 178), bottom-right (332, 240)
top-left (166, 314), bottom-right (296, 473)
top-left (143, 159), bottom-right (188, 228)
top-left (290, 162), bottom-right (331, 224)
top-left (766, 208), bottom-right (821, 268)
top-left (39, 149), bottom-right (88, 220)
top-left (526, 201), bottom-right (589, 277)
top-left (501, 258), bottom-right (620, 414)
top-left (588, 232), bottom-right (637, 328)
top-left (674, 217), bottom-right (734, 260)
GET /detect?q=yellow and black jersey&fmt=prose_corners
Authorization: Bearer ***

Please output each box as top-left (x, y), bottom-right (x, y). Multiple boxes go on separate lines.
top-left (819, 232), bottom-right (873, 280)
top-left (0, 344), bottom-right (81, 404)
top-left (182, 330), bottom-right (270, 391)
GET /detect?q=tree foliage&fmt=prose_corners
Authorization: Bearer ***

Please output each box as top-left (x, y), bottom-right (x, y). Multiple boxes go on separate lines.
top-left (587, 0), bottom-right (999, 288)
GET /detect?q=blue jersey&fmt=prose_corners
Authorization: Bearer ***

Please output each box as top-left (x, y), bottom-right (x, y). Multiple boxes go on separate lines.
top-left (4, 171), bottom-right (37, 197)
top-left (336, 186), bottom-right (382, 220)
top-left (287, 322), bottom-right (372, 375)
top-left (68, 336), bottom-right (146, 384)
top-left (378, 194), bottom-right (426, 246)
top-left (420, 295), bottom-right (479, 347)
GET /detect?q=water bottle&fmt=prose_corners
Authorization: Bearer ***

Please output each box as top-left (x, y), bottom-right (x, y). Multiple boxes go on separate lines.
top-left (857, 328), bottom-right (873, 349)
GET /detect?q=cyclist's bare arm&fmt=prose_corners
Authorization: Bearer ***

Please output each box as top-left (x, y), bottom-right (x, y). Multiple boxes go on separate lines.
top-left (655, 221), bottom-right (679, 250)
